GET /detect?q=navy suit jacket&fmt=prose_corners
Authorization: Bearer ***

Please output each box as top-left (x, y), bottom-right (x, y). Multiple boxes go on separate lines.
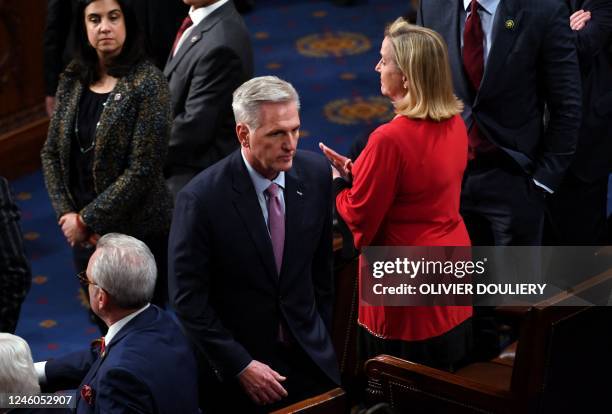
top-left (418, 0), bottom-right (582, 191)
top-left (568, 0), bottom-right (612, 182)
top-left (168, 149), bottom-right (340, 386)
top-left (44, 306), bottom-right (199, 414)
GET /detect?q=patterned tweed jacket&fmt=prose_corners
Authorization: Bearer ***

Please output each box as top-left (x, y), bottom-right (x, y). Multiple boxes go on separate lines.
top-left (41, 60), bottom-right (173, 239)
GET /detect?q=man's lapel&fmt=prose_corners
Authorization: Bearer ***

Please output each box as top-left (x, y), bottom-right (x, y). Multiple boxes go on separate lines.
top-left (230, 152), bottom-right (278, 282)
top-left (477, 0), bottom-right (522, 102)
top-left (76, 347), bottom-right (107, 410)
top-left (78, 353), bottom-right (105, 390)
top-left (163, 3), bottom-right (231, 77)
top-left (163, 27), bottom-right (203, 76)
top-left (444, 0), bottom-right (472, 100)
top-left (76, 307), bottom-right (156, 410)
top-left (281, 164), bottom-right (305, 279)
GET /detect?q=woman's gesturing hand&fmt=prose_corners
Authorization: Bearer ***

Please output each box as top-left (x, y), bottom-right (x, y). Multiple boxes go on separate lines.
top-left (319, 142), bottom-right (353, 180)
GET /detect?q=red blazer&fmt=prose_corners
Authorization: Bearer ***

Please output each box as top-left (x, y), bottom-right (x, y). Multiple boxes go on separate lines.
top-left (336, 115), bottom-right (472, 341)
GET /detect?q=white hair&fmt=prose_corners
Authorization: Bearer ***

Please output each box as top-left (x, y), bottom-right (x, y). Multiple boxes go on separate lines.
top-left (232, 75), bottom-right (300, 129)
top-left (0, 333), bottom-right (40, 395)
top-left (91, 233), bottom-right (156, 309)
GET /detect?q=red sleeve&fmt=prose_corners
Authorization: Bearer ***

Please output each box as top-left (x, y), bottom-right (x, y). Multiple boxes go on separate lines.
top-left (336, 128), bottom-right (401, 249)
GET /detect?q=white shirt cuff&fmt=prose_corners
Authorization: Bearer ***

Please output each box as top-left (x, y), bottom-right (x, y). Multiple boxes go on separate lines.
top-left (34, 361), bottom-right (47, 385)
top-left (533, 178), bottom-right (553, 194)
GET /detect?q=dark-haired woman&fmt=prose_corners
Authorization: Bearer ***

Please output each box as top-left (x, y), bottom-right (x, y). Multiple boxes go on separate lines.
top-left (41, 0), bottom-right (172, 324)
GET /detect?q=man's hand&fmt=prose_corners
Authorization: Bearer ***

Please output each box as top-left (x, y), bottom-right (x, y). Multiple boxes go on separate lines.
top-left (570, 9), bottom-right (591, 31)
top-left (58, 213), bottom-right (89, 247)
top-left (238, 360), bottom-right (288, 406)
top-left (319, 142), bottom-right (353, 180)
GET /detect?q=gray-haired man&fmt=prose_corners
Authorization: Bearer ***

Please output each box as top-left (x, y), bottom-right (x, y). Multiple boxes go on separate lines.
top-left (169, 76), bottom-right (340, 412)
top-left (36, 234), bottom-right (199, 414)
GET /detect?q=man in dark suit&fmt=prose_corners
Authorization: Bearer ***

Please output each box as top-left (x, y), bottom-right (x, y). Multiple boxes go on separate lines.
top-left (418, 0), bottom-right (582, 360)
top-left (0, 177), bottom-right (31, 334)
top-left (545, 0), bottom-right (612, 245)
top-left (418, 0), bottom-right (582, 246)
top-left (36, 234), bottom-right (199, 414)
top-left (163, 0), bottom-right (254, 197)
top-left (168, 76), bottom-right (340, 412)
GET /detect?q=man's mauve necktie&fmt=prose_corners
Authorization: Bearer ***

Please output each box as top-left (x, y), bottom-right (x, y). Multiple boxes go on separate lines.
top-left (265, 183), bottom-right (284, 275)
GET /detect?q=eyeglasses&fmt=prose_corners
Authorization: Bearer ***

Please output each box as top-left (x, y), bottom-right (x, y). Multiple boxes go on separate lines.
top-left (76, 271), bottom-right (98, 287)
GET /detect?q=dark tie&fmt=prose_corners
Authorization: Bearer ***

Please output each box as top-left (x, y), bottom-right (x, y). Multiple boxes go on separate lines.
top-left (463, 1), bottom-right (491, 159)
top-left (265, 183), bottom-right (291, 345)
top-left (93, 336), bottom-right (106, 357)
top-left (463, 0), bottom-right (484, 91)
top-left (265, 183), bottom-right (284, 275)
top-left (171, 16), bottom-right (193, 56)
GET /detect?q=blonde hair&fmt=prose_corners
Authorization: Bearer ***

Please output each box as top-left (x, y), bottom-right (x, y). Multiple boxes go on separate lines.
top-left (385, 18), bottom-right (463, 121)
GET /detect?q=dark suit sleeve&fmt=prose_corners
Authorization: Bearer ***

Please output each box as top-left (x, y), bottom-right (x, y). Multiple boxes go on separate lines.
top-left (169, 47), bottom-right (244, 161)
top-left (533, 1), bottom-right (582, 189)
top-left (0, 177), bottom-right (31, 333)
top-left (43, 0), bottom-right (72, 96)
top-left (312, 161), bottom-right (334, 332)
top-left (44, 348), bottom-right (98, 392)
top-left (574, 0), bottom-right (612, 63)
top-left (168, 189), bottom-right (253, 380)
top-left (95, 368), bottom-right (154, 414)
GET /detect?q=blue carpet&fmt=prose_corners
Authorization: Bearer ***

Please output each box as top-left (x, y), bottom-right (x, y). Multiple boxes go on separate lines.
top-left (13, 170), bottom-right (99, 360)
top-left (11, 0), bottom-right (409, 361)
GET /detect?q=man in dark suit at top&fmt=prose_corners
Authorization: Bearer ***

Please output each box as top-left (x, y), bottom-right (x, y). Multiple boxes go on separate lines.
top-left (418, 0), bottom-right (582, 246)
top-left (168, 76), bottom-right (340, 412)
top-left (35, 233), bottom-right (199, 414)
top-left (163, 0), bottom-right (254, 197)
top-left (545, 0), bottom-right (612, 245)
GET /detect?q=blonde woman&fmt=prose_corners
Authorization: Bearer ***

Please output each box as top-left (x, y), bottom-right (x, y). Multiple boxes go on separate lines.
top-left (320, 19), bottom-right (472, 371)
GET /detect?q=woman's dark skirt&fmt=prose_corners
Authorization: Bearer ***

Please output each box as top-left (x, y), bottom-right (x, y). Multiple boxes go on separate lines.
top-left (358, 317), bottom-right (473, 372)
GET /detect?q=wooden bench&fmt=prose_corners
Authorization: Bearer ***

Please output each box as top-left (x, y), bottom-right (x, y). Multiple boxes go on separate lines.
top-left (270, 388), bottom-right (347, 414)
top-left (365, 267), bottom-right (612, 413)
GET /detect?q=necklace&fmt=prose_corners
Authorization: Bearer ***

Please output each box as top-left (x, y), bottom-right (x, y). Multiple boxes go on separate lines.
top-left (74, 92), bottom-right (112, 153)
